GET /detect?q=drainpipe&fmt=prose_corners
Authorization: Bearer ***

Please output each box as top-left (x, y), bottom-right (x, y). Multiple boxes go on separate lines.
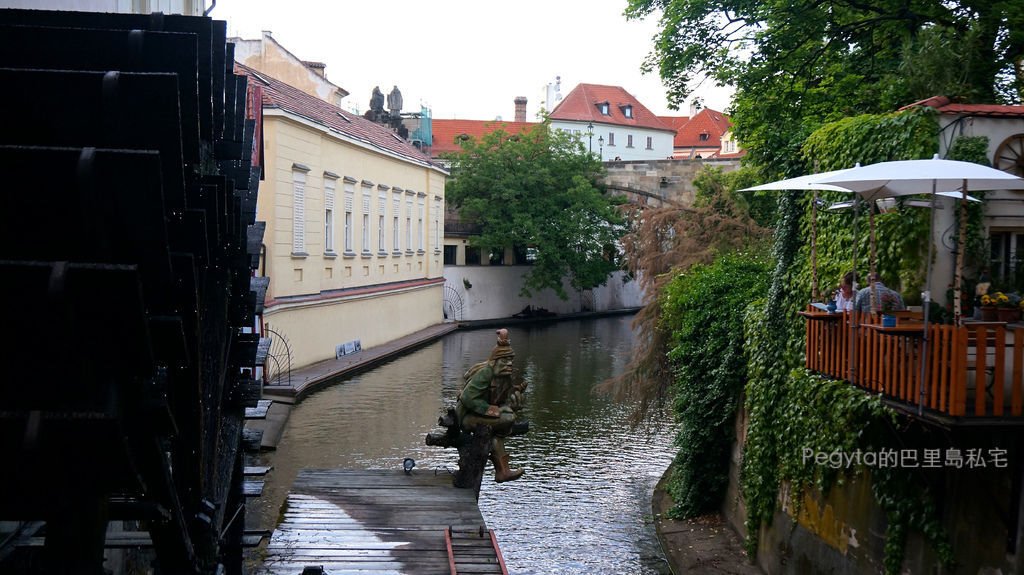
top-left (204, 0), bottom-right (217, 16)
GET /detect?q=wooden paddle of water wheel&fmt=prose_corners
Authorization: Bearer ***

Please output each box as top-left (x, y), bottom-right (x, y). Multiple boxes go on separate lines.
top-left (0, 8), bottom-right (266, 574)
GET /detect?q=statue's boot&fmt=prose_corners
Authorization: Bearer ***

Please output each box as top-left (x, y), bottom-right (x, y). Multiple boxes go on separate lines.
top-left (490, 439), bottom-right (523, 483)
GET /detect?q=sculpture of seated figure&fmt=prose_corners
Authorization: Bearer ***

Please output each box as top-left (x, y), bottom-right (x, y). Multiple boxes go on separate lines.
top-left (456, 328), bottom-right (526, 482)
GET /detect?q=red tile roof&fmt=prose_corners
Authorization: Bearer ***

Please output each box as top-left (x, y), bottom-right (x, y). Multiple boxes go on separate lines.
top-left (430, 119), bottom-right (537, 157)
top-left (658, 115), bottom-right (691, 134)
top-left (901, 96), bottom-right (1024, 117)
top-left (235, 63), bottom-right (439, 168)
top-left (671, 107), bottom-right (732, 148)
top-left (549, 83), bottom-right (675, 133)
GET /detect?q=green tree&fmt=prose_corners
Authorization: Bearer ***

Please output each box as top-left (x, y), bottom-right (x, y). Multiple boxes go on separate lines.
top-left (444, 122), bottom-right (626, 299)
top-left (661, 251), bottom-right (770, 517)
top-left (602, 166), bottom-right (770, 418)
top-left (626, 0), bottom-right (1024, 175)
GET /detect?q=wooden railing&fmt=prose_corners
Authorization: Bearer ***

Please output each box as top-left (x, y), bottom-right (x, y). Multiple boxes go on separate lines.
top-left (802, 309), bottom-right (1024, 419)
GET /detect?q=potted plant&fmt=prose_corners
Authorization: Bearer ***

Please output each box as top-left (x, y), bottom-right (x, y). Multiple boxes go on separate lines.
top-left (980, 293), bottom-right (999, 321)
top-left (879, 291), bottom-right (901, 327)
top-left (995, 292), bottom-right (1022, 323)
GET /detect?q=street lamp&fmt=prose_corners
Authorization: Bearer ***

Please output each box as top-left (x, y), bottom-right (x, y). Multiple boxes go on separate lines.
top-left (598, 135), bottom-right (604, 160)
top-left (586, 122), bottom-right (594, 153)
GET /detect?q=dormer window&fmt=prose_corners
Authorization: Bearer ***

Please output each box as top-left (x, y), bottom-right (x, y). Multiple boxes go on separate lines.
top-left (699, 132), bottom-right (710, 141)
top-left (620, 104), bottom-right (633, 118)
top-left (597, 101), bottom-right (610, 115)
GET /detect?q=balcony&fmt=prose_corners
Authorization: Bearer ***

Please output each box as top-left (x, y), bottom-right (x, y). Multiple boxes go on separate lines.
top-left (801, 309), bottom-right (1024, 425)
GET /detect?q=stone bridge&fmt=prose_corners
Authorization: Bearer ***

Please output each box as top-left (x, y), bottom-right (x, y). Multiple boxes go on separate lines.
top-left (602, 158), bottom-right (742, 207)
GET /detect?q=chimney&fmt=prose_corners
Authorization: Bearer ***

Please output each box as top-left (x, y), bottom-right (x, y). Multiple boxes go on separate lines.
top-left (514, 96), bottom-right (527, 123)
top-left (303, 61), bottom-right (327, 78)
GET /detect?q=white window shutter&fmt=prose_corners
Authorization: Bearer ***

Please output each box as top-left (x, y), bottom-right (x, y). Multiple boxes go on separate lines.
top-left (324, 179), bottom-right (336, 211)
top-left (292, 170), bottom-right (306, 252)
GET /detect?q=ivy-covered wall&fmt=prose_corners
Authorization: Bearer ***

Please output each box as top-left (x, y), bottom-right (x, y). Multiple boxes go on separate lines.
top-left (654, 106), bottom-right (1019, 574)
top-left (659, 251), bottom-right (770, 518)
top-left (733, 108), bottom-right (1004, 573)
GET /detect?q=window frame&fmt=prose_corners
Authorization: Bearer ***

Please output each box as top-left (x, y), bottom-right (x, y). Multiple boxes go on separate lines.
top-left (343, 182), bottom-right (355, 254)
top-left (291, 165), bottom-right (309, 256)
top-left (323, 175), bottom-right (337, 254)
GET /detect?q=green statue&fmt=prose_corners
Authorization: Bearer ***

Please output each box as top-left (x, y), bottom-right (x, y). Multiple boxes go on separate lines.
top-left (456, 328), bottom-right (526, 482)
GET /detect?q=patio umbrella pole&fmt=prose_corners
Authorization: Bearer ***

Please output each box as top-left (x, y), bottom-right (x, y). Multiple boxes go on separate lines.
top-left (849, 195), bottom-right (860, 384)
top-left (869, 205), bottom-right (878, 313)
top-left (917, 181), bottom-right (938, 416)
top-left (811, 189), bottom-right (819, 301)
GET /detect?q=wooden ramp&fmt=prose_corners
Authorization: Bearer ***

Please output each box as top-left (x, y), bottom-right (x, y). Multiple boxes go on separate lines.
top-left (258, 469), bottom-right (507, 575)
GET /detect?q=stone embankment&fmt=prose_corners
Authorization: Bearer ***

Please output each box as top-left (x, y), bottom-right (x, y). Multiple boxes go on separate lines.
top-left (652, 467), bottom-right (764, 574)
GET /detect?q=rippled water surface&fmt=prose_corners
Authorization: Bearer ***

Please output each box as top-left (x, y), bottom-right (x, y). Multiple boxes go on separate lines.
top-left (250, 315), bottom-right (676, 574)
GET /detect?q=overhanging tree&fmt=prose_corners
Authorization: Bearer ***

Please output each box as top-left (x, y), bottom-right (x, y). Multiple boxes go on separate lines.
top-left (444, 122), bottom-right (626, 299)
top-left (626, 0), bottom-right (1024, 176)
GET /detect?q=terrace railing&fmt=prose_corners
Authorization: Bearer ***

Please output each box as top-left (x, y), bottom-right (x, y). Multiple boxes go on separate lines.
top-left (801, 309), bottom-right (1024, 421)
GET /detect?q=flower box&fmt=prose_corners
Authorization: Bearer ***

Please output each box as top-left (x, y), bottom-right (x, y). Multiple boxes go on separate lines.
top-left (997, 307), bottom-right (1021, 323)
top-left (981, 306), bottom-right (998, 321)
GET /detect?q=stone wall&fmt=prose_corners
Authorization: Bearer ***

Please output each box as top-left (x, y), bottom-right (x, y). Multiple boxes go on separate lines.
top-left (602, 158), bottom-right (742, 206)
top-left (722, 407), bottom-right (1024, 574)
top-left (441, 267), bottom-right (642, 322)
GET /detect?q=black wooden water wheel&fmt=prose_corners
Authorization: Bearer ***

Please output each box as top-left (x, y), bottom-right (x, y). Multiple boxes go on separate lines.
top-left (0, 9), bottom-right (265, 574)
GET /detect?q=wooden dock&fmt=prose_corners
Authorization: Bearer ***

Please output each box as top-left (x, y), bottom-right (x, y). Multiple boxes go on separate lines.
top-left (257, 469), bottom-right (507, 575)
top-left (263, 323), bottom-right (458, 401)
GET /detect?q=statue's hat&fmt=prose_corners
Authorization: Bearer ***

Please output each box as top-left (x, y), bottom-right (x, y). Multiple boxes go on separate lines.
top-left (489, 328), bottom-right (514, 361)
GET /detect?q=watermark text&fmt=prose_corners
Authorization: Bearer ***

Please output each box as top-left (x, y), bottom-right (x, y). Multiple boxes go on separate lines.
top-left (801, 447), bottom-right (1007, 469)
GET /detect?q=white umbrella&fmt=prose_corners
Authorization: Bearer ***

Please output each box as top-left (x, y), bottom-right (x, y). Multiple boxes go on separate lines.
top-left (816, 155), bottom-right (1024, 415)
top-left (741, 166), bottom-right (983, 286)
top-left (815, 155), bottom-right (1024, 199)
top-left (816, 155), bottom-right (1024, 324)
top-left (739, 167), bottom-right (858, 193)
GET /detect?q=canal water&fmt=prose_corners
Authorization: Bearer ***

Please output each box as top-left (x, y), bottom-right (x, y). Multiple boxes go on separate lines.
top-left (249, 315), bottom-right (677, 574)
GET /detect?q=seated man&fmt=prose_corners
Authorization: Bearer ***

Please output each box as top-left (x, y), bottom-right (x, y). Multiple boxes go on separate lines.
top-left (853, 272), bottom-right (906, 314)
top-left (456, 329), bottom-right (526, 483)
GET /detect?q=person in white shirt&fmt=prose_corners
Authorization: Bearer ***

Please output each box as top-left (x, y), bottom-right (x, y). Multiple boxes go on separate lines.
top-left (834, 271), bottom-right (857, 311)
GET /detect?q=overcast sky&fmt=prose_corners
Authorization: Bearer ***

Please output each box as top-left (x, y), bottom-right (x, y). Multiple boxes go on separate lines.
top-left (211, 0), bottom-right (733, 121)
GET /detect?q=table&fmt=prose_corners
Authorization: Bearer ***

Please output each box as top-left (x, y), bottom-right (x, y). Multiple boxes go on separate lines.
top-left (797, 310), bottom-right (841, 321)
top-left (862, 323), bottom-right (925, 338)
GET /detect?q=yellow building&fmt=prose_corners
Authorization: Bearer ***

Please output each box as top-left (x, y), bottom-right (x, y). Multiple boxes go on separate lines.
top-left (237, 64), bottom-right (447, 370)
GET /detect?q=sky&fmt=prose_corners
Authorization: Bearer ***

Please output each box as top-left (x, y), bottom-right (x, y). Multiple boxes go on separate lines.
top-left (210, 0), bottom-right (734, 121)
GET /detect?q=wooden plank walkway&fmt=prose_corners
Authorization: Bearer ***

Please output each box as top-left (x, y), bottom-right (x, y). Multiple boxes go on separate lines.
top-left (257, 469), bottom-right (506, 575)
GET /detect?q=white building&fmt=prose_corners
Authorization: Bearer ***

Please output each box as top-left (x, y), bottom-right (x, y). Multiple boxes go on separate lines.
top-left (548, 83), bottom-right (677, 161)
top-left (234, 36), bottom-right (447, 371)
top-left (904, 97), bottom-right (1024, 294)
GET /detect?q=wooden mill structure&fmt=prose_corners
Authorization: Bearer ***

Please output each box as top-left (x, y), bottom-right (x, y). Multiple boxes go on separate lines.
top-left (0, 8), bottom-right (266, 574)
